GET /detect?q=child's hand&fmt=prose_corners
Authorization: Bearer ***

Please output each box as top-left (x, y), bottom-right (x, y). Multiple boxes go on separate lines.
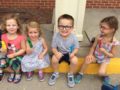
top-left (55, 52), bottom-right (63, 60)
top-left (27, 48), bottom-right (33, 54)
top-left (99, 47), bottom-right (106, 54)
top-left (1, 60), bottom-right (6, 65)
top-left (70, 53), bottom-right (75, 59)
top-left (85, 54), bottom-right (95, 63)
top-left (7, 53), bottom-right (16, 58)
top-left (38, 53), bottom-right (44, 59)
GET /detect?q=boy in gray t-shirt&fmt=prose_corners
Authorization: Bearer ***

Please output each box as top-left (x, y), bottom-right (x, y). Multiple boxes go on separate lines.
top-left (48, 14), bottom-right (79, 88)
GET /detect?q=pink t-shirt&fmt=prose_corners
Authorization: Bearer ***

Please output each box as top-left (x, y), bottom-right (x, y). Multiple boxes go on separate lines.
top-left (2, 34), bottom-right (25, 54)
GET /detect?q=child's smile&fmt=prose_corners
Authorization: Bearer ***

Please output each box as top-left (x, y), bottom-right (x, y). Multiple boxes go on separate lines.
top-left (6, 19), bottom-right (18, 34)
top-left (58, 19), bottom-right (73, 38)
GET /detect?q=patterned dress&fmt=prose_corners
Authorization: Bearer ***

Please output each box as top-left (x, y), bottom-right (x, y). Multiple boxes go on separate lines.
top-left (94, 37), bottom-right (118, 63)
top-left (21, 38), bottom-right (50, 72)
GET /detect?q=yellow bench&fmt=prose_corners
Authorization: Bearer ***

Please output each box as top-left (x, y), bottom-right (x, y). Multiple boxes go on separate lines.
top-left (43, 58), bottom-right (120, 74)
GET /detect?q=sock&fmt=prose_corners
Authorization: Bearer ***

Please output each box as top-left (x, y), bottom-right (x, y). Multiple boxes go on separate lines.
top-left (39, 70), bottom-right (43, 74)
top-left (54, 72), bottom-right (59, 75)
top-left (68, 72), bottom-right (73, 76)
top-left (0, 70), bottom-right (3, 74)
top-left (79, 72), bottom-right (83, 75)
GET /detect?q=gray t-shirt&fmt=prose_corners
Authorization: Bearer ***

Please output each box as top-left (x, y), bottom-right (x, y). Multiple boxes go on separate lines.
top-left (52, 32), bottom-right (79, 54)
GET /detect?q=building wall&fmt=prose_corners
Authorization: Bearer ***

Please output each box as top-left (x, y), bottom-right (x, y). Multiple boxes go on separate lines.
top-left (0, 0), bottom-right (55, 9)
top-left (0, 0), bottom-right (119, 23)
top-left (0, 0), bottom-right (120, 9)
top-left (0, 0), bottom-right (55, 23)
top-left (86, 0), bottom-right (120, 8)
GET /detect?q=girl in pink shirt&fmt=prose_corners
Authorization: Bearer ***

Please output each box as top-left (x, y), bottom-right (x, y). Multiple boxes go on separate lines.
top-left (2, 14), bottom-right (26, 84)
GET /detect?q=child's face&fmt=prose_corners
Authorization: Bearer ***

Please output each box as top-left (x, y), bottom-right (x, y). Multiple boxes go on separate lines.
top-left (58, 19), bottom-right (73, 38)
top-left (6, 19), bottom-right (19, 34)
top-left (28, 27), bottom-right (39, 41)
top-left (100, 23), bottom-right (115, 36)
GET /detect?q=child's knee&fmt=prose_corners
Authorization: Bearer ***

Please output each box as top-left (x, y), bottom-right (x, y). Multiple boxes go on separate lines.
top-left (52, 55), bottom-right (59, 64)
top-left (70, 56), bottom-right (78, 65)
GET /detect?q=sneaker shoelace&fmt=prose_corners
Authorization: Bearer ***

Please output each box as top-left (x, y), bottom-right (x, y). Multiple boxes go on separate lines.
top-left (51, 75), bottom-right (56, 80)
top-left (68, 76), bottom-right (74, 82)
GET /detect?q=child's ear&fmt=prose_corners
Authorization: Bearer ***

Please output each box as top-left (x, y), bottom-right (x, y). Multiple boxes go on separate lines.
top-left (112, 28), bottom-right (115, 32)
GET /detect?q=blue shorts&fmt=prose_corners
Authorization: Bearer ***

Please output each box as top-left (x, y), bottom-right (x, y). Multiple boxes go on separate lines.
top-left (59, 53), bottom-right (70, 64)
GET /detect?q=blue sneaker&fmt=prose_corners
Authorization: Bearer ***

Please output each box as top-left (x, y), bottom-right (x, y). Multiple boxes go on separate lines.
top-left (74, 73), bottom-right (83, 84)
top-left (103, 76), bottom-right (110, 84)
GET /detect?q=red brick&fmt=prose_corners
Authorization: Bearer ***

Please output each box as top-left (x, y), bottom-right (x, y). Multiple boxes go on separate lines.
top-left (0, 0), bottom-right (120, 9)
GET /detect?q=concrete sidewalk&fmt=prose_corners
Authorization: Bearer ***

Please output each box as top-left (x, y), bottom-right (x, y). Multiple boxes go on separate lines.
top-left (0, 73), bottom-right (120, 90)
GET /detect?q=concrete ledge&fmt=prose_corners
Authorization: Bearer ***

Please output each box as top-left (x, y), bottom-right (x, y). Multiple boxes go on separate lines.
top-left (4, 58), bottom-right (120, 74)
top-left (43, 58), bottom-right (120, 74)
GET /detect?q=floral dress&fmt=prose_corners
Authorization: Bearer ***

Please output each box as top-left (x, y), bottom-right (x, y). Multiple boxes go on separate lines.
top-left (21, 38), bottom-right (50, 72)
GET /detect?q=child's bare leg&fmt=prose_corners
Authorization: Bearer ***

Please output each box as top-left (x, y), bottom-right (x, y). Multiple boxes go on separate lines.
top-left (13, 66), bottom-right (22, 83)
top-left (6, 66), bottom-right (14, 73)
top-left (7, 67), bottom-right (15, 82)
top-left (48, 55), bottom-right (60, 85)
top-left (98, 62), bottom-right (109, 83)
top-left (98, 62), bottom-right (108, 76)
top-left (80, 57), bottom-right (96, 73)
top-left (69, 56), bottom-right (78, 74)
top-left (67, 56), bottom-right (78, 87)
top-left (74, 56), bottom-right (96, 84)
top-left (52, 55), bottom-right (59, 72)
top-left (0, 68), bottom-right (3, 81)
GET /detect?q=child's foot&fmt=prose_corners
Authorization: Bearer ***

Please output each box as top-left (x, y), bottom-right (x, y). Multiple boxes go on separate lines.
top-left (67, 73), bottom-right (75, 88)
top-left (103, 76), bottom-right (110, 84)
top-left (13, 73), bottom-right (22, 84)
top-left (26, 72), bottom-right (33, 81)
top-left (7, 73), bottom-right (15, 82)
top-left (0, 72), bottom-right (4, 81)
top-left (38, 71), bottom-right (44, 81)
top-left (48, 72), bottom-right (59, 86)
top-left (74, 73), bottom-right (83, 84)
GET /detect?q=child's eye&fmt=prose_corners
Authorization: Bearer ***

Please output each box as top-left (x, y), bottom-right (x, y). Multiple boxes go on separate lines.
top-left (34, 31), bottom-right (37, 33)
top-left (6, 25), bottom-right (11, 27)
top-left (29, 32), bottom-right (33, 34)
top-left (12, 25), bottom-right (17, 27)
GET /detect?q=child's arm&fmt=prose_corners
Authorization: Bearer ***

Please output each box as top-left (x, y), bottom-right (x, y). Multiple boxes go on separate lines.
top-left (99, 45), bottom-right (116, 58)
top-left (38, 38), bottom-right (48, 59)
top-left (14, 39), bottom-right (26, 57)
top-left (85, 36), bottom-right (99, 63)
top-left (52, 48), bottom-right (63, 60)
top-left (70, 48), bottom-right (79, 58)
top-left (26, 41), bottom-right (33, 54)
top-left (7, 39), bottom-right (26, 58)
top-left (88, 36), bottom-right (99, 55)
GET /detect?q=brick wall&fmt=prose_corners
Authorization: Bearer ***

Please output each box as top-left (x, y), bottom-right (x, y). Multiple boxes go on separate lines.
top-left (0, 0), bottom-right (120, 9)
top-left (0, 0), bottom-right (55, 23)
top-left (0, 0), bottom-right (55, 9)
top-left (0, 0), bottom-right (120, 23)
top-left (87, 0), bottom-right (120, 8)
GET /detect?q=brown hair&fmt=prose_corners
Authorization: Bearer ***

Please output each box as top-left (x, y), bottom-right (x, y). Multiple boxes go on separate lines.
top-left (26, 21), bottom-right (42, 37)
top-left (100, 16), bottom-right (118, 32)
top-left (100, 16), bottom-right (119, 42)
top-left (2, 13), bottom-right (22, 34)
top-left (58, 14), bottom-right (74, 26)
